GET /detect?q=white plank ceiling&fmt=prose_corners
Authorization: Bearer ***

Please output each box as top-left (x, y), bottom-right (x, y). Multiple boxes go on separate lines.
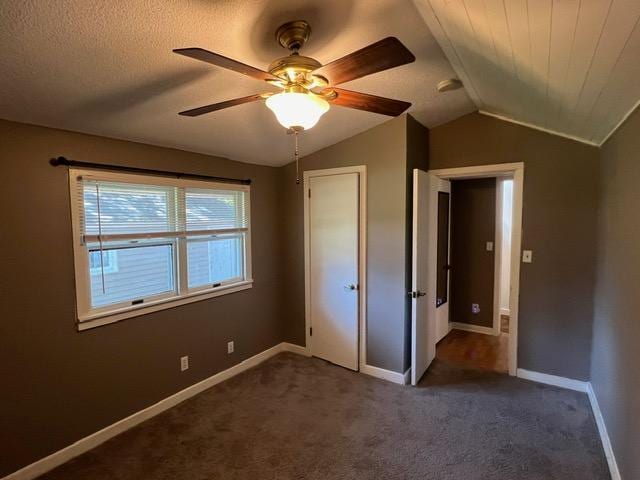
top-left (413, 0), bottom-right (640, 145)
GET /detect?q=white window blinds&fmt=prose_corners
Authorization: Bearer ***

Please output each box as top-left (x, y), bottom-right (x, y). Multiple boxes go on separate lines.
top-left (78, 180), bottom-right (250, 242)
top-left (70, 171), bottom-right (252, 325)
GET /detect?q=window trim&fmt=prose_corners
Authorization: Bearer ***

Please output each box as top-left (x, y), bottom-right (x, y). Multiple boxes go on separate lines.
top-left (69, 168), bottom-right (253, 331)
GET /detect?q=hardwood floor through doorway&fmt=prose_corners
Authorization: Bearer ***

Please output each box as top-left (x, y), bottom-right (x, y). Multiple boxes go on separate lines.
top-left (437, 329), bottom-right (508, 373)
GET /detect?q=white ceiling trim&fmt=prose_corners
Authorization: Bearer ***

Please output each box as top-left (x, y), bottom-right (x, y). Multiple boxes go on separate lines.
top-left (478, 110), bottom-right (599, 147)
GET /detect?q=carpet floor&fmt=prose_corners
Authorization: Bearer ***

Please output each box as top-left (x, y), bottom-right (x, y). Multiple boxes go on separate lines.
top-left (39, 353), bottom-right (610, 480)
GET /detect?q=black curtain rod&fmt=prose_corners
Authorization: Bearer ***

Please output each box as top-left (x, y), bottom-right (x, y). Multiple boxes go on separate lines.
top-left (50, 156), bottom-right (251, 185)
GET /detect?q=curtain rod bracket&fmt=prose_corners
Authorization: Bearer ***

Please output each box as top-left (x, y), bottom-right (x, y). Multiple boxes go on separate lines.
top-left (50, 156), bottom-right (252, 185)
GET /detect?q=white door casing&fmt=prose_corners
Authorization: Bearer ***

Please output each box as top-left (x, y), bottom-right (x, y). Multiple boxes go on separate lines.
top-left (307, 172), bottom-right (359, 370)
top-left (414, 163), bottom-right (524, 377)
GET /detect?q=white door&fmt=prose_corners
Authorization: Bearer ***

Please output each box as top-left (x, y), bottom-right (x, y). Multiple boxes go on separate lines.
top-left (412, 170), bottom-right (451, 385)
top-left (435, 178), bottom-right (451, 342)
top-left (411, 169), bottom-right (436, 385)
top-left (308, 173), bottom-right (359, 371)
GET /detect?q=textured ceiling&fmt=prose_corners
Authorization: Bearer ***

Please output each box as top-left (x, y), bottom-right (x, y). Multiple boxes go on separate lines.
top-left (415, 0), bottom-right (640, 146)
top-left (0, 0), bottom-right (475, 166)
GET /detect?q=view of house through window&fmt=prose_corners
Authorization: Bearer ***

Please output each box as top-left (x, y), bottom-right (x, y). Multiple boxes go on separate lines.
top-left (71, 170), bottom-right (251, 325)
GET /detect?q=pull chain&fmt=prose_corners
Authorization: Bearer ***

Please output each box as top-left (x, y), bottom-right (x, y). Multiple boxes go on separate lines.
top-left (294, 129), bottom-right (300, 185)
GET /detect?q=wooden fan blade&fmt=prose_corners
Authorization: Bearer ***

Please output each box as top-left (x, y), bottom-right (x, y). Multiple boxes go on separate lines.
top-left (314, 37), bottom-right (415, 85)
top-left (173, 48), bottom-right (278, 82)
top-left (329, 88), bottom-right (411, 116)
top-left (179, 93), bottom-right (269, 117)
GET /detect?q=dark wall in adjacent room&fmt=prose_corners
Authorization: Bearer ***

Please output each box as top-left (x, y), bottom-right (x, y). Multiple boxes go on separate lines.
top-left (450, 178), bottom-right (496, 328)
top-left (429, 112), bottom-right (600, 380)
top-left (591, 106), bottom-right (640, 480)
top-left (0, 119), bottom-right (284, 476)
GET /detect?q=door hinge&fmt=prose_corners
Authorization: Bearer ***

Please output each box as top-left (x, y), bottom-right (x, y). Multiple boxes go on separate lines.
top-left (309, 326), bottom-right (313, 336)
top-left (308, 189), bottom-right (311, 198)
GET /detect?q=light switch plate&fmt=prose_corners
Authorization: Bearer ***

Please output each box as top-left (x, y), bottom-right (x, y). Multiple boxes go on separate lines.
top-left (486, 241), bottom-right (494, 251)
top-left (227, 341), bottom-right (234, 354)
top-left (522, 250), bottom-right (533, 263)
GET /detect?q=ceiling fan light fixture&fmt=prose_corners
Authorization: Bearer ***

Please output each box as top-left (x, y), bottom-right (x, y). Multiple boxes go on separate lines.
top-left (265, 91), bottom-right (329, 130)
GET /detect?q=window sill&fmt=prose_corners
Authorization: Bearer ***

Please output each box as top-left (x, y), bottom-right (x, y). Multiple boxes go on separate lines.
top-left (77, 280), bottom-right (253, 331)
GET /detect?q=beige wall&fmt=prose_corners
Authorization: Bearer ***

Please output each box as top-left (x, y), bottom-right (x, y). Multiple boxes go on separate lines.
top-left (0, 120), bottom-right (284, 476)
top-left (430, 113), bottom-right (600, 380)
top-left (591, 106), bottom-right (640, 479)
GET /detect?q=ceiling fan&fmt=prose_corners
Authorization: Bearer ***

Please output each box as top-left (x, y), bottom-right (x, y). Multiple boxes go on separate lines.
top-left (173, 20), bottom-right (416, 131)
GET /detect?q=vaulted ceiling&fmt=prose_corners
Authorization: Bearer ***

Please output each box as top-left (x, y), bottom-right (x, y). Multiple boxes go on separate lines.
top-left (414, 0), bottom-right (640, 146)
top-left (3, 1), bottom-right (638, 163)
top-left (0, 0), bottom-right (475, 166)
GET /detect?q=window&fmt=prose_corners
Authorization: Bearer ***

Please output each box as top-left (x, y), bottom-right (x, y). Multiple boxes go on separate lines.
top-left (69, 169), bottom-right (252, 329)
top-left (89, 250), bottom-right (119, 275)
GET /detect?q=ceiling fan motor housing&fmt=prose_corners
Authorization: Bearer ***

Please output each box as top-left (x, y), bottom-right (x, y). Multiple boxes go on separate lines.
top-left (268, 54), bottom-right (321, 80)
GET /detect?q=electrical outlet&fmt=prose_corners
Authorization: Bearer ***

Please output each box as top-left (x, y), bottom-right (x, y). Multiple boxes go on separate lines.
top-left (180, 355), bottom-right (189, 372)
top-left (522, 250), bottom-right (533, 263)
top-left (472, 303), bottom-right (480, 314)
top-left (227, 341), bottom-right (234, 354)
top-left (486, 241), bottom-right (494, 251)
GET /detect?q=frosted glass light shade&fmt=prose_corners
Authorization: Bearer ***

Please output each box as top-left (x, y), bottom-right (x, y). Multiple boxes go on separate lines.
top-left (265, 92), bottom-right (329, 130)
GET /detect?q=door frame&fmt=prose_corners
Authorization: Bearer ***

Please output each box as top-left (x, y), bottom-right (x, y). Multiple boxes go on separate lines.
top-left (303, 165), bottom-right (367, 370)
top-left (492, 178), bottom-right (504, 336)
top-left (493, 177), bottom-right (512, 335)
top-left (427, 162), bottom-right (524, 376)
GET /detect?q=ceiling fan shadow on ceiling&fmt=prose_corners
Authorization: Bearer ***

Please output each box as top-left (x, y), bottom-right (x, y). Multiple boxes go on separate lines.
top-left (173, 20), bottom-right (415, 181)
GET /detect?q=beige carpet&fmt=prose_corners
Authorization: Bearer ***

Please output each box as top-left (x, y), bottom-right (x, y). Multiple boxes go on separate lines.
top-left (38, 353), bottom-right (610, 479)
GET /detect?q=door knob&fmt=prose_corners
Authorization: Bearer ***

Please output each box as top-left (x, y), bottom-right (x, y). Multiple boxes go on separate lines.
top-left (344, 284), bottom-right (358, 290)
top-left (408, 291), bottom-right (426, 298)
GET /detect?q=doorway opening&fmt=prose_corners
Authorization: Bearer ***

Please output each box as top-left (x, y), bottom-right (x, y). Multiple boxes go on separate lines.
top-left (411, 163), bottom-right (523, 384)
top-left (436, 177), bottom-right (514, 374)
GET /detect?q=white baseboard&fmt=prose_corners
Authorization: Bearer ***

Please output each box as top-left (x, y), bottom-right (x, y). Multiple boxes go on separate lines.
top-left (451, 322), bottom-right (496, 336)
top-left (403, 368), bottom-right (412, 385)
top-left (281, 342), bottom-right (310, 356)
top-left (516, 368), bottom-right (588, 392)
top-left (516, 371), bottom-right (620, 479)
top-left (3, 342), bottom-right (304, 480)
top-left (587, 383), bottom-right (621, 480)
top-left (284, 341), bottom-right (410, 386)
top-left (360, 364), bottom-right (408, 385)
top-left (5, 345), bottom-right (620, 480)
top-left (288, 342), bottom-right (408, 385)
